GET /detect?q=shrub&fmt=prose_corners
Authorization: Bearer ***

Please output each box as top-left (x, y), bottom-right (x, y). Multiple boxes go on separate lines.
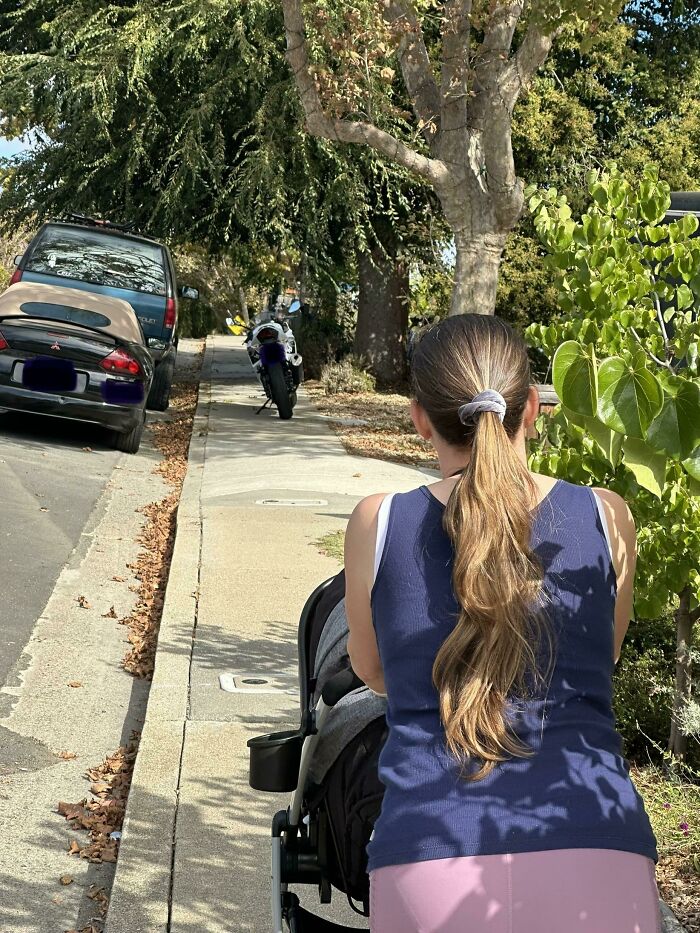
top-left (614, 646), bottom-right (674, 761)
top-left (320, 357), bottom-right (376, 395)
top-left (178, 300), bottom-right (215, 338)
top-left (612, 614), bottom-right (699, 768)
top-left (294, 310), bottom-right (353, 380)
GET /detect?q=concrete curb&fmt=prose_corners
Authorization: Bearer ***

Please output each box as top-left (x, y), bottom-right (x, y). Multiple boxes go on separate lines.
top-left (105, 339), bottom-right (213, 933)
top-left (661, 902), bottom-right (688, 933)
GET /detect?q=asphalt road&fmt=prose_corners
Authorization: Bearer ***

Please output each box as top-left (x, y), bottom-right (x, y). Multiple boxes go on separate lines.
top-left (0, 412), bottom-right (123, 689)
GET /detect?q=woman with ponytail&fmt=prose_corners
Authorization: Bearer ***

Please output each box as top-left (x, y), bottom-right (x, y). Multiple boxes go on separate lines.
top-left (345, 314), bottom-right (659, 932)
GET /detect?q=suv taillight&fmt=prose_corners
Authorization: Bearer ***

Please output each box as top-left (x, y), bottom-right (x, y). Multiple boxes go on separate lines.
top-left (0, 330), bottom-right (7, 351)
top-left (164, 297), bottom-right (176, 329)
top-left (9, 268), bottom-right (22, 286)
top-left (100, 348), bottom-right (142, 377)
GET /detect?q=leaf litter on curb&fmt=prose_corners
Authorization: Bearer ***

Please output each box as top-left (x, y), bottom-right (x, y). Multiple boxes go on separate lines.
top-left (56, 345), bottom-right (203, 907)
top-left (121, 370), bottom-right (201, 678)
top-left (58, 739), bottom-right (137, 864)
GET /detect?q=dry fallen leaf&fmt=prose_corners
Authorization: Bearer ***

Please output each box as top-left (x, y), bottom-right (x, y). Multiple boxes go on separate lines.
top-left (67, 681), bottom-right (83, 689)
top-left (68, 840), bottom-right (81, 856)
top-left (77, 596), bottom-right (91, 609)
top-left (101, 606), bottom-right (117, 619)
top-left (40, 506), bottom-right (49, 512)
top-left (59, 751), bottom-right (78, 761)
top-left (112, 576), bottom-right (126, 583)
top-left (82, 447), bottom-right (93, 453)
top-left (59, 874), bottom-right (73, 886)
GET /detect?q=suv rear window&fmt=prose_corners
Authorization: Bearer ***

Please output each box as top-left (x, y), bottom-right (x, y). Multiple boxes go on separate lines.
top-left (25, 225), bottom-right (167, 296)
top-left (20, 301), bottom-right (112, 329)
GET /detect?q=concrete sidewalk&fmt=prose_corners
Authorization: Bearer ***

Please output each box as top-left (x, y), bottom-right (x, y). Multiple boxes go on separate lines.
top-left (106, 336), bottom-right (433, 933)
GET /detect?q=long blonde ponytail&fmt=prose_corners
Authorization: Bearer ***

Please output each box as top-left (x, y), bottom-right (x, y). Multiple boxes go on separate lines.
top-left (412, 314), bottom-right (549, 781)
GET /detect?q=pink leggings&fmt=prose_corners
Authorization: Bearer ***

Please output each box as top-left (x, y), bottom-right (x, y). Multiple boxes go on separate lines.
top-left (370, 849), bottom-right (660, 932)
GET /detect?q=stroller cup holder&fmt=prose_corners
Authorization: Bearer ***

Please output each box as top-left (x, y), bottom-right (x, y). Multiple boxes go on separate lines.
top-left (248, 729), bottom-right (305, 792)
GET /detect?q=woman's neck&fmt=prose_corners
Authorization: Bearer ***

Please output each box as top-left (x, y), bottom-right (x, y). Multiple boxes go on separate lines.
top-left (436, 432), bottom-right (528, 479)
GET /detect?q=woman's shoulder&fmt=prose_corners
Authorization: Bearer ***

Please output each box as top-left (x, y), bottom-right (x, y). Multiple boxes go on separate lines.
top-left (349, 493), bottom-right (391, 530)
top-left (592, 487), bottom-right (636, 540)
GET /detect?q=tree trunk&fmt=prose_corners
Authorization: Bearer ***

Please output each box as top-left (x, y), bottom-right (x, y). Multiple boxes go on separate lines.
top-left (668, 586), bottom-right (695, 760)
top-left (450, 230), bottom-right (506, 316)
top-left (238, 286), bottom-right (250, 325)
top-left (355, 249), bottom-right (409, 385)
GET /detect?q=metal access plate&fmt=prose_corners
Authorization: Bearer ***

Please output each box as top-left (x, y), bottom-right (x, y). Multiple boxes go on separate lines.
top-left (255, 498), bottom-right (329, 507)
top-left (219, 671), bottom-right (297, 695)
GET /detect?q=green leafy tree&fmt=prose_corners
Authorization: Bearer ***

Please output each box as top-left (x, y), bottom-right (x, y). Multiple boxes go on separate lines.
top-left (527, 165), bottom-right (700, 758)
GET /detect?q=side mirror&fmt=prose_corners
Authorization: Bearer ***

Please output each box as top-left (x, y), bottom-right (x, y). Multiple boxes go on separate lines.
top-left (13, 254), bottom-right (22, 267)
top-left (181, 285), bottom-right (199, 300)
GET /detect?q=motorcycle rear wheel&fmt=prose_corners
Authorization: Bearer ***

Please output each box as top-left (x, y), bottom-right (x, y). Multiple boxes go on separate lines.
top-left (268, 363), bottom-right (294, 420)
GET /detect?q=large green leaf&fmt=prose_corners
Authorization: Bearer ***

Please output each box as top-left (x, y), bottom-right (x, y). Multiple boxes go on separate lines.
top-left (553, 341), bottom-right (598, 416)
top-left (597, 356), bottom-right (664, 438)
top-left (682, 446), bottom-right (700, 483)
top-left (647, 382), bottom-right (700, 460)
top-left (623, 437), bottom-right (667, 498)
top-left (585, 416), bottom-right (624, 466)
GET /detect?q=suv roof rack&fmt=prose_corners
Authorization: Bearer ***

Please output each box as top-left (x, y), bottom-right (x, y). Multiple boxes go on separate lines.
top-left (56, 212), bottom-right (151, 238)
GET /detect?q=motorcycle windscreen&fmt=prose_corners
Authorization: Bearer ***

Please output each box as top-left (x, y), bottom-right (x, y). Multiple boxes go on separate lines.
top-left (258, 342), bottom-right (286, 365)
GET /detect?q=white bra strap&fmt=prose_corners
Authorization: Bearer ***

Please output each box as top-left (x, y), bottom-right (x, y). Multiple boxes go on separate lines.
top-left (592, 490), bottom-right (613, 560)
top-left (374, 494), bottom-right (396, 584)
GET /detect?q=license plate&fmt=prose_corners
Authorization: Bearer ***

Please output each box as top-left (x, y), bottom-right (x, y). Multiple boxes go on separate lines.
top-left (14, 359), bottom-right (87, 394)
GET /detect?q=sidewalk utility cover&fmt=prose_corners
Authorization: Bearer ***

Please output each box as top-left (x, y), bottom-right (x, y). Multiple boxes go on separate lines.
top-left (256, 498), bottom-right (328, 507)
top-left (219, 671), bottom-right (297, 695)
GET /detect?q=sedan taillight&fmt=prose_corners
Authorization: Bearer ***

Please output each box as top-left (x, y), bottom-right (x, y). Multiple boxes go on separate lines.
top-left (100, 348), bottom-right (142, 377)
top-left (0, 330), bottom-right (8, 351)
top-left (9, 268), bottom-right (22, 286)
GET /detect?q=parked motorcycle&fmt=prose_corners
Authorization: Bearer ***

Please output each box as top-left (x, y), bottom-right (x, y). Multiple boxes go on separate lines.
top-left (245, 318), bottom-right (303, 420)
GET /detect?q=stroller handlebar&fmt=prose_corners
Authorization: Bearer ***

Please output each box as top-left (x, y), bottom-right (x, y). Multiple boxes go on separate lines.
top-left (321, 669), bottom-right (364, 708)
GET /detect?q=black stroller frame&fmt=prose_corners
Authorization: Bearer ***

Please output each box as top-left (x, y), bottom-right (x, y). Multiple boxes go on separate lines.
top-left (248, 575), bottom-right (381, 933)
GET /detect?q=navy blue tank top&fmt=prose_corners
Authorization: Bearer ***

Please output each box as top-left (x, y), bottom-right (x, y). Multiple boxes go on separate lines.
top-left (367, 480), bottom-right (657, 872)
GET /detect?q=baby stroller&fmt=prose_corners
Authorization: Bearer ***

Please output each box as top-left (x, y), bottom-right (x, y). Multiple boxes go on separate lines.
top-left (248, 572), bottom-right (387, 932)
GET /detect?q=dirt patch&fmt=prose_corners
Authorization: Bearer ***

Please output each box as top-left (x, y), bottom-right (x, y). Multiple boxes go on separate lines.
top-left (632, 764), bottom-right (700, 932)
top-left (305, 381), bottom-right (437, 468)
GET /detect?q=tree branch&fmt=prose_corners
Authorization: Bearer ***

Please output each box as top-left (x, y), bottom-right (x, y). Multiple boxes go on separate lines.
top-left (499, 20), bottom-right (554, 111)
top-left (476, 2), bottom-right (524, 67)
top-left (440, 0), bottom-right (472, 143)
top-left (281, 0), bottom-right (449, 186)
top-left (383, 0), bottom-right (442, 145)
top-left (690, 606), bottom-right (700, 625)
top-left (631, 326), bottom-right (674, 372)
